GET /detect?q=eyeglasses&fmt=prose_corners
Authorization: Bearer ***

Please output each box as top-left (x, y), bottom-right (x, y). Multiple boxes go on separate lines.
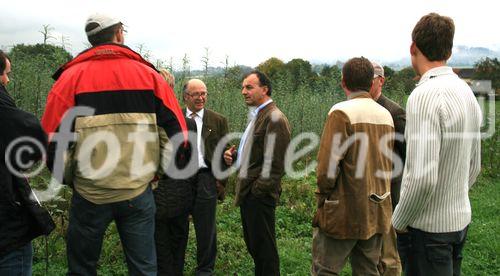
top-left (187, 92), bottom-right (208, 98)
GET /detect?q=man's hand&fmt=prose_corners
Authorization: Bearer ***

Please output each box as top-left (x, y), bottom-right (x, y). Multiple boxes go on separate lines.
top-left (224, 145), bottom-right (236, 166)
top-left (216, 180), bottom-right (225, 201)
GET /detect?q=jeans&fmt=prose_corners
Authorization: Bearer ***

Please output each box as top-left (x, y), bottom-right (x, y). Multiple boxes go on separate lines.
top-left (66, 187), bottom-right (157, 276)
top-left (0, 242), bottom-right (33, 276)
top-left (404, 226), bottom-right (468, 276)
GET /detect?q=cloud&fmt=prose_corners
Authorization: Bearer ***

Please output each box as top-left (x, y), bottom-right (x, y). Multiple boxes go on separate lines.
top-left (0, 0), bottom-right (498, 69)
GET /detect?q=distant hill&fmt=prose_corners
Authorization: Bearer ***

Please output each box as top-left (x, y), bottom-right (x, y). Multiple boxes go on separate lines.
top-left (172, 45), bottom-right (500, 76)
top-left (174, 65), bottom-right (253, 77)
top-left (386, 45), bottom-right (500, 70)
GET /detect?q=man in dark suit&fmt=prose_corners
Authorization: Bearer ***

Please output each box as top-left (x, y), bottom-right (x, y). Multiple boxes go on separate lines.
top-left (224, 70), bottom-right (291, 276)
top-left (183, 79), bottom-right (229, 275)
top-left (370, 62), bottom-right (406, 276)
top-left (154, 114), bottom-right (198, 276)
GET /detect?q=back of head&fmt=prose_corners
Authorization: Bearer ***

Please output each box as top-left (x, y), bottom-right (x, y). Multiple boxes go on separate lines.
top-left (85, 13), bottom-right (123, 46)
top-left (412, 13), bottom-right (455, 61)
top-left (342, 57), bottom-right (374, 92)
top-left (0, 50), bottom-right (9, 75)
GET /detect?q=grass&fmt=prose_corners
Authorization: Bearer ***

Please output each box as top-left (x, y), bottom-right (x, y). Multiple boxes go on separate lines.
top-left (29, 96), bottom-right (500, 275)
top-left (31, 174), bottom-right (499, 275)
top-left (19, 62), bottom-right (498, 275)
top-left (462, 175), bottom-right (500, 275)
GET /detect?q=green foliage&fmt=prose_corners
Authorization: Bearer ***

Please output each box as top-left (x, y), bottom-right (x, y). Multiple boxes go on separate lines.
top-left (319, 64), bottom-right (341, 79)
top-left (285, 58), bottom-right (315, 91)
top-left (5, 43), bottom-right (497, 275)
top-left (383, 65), bottom-right (395, 78)
top-left (257, 57), bottom-right (286, 81)
top-left (389, 66), bottom-right (417, 95)
top-left (32, 176), bottom-right (499, 275)
top-left (479, 100), bottom-right (500, 178)
top-left (462, 176), bottom-right (500, 275)
top-left (7, 44), bottom-right (72, 117)
top-left (474, 57), bottom-right (500, 89)
top-left (9, 44), bottom-right (72, 63)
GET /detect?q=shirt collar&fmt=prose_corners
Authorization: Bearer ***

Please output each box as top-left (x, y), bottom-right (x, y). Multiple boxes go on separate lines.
top-left (186, 108), bottom-right (205, 119)
top-left (252, 99), bottom-right (273, 117)
top-left (417, 66), bottom-right (454, 86)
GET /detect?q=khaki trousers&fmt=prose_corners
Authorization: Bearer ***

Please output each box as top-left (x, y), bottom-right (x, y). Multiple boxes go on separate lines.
top-left (312, 228), bottom-right (382, 276)
top-left (378, 227), bottom-right (402, 276)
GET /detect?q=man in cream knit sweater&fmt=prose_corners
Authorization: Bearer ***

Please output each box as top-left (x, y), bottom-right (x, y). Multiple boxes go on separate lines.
top-left (392, 13), bottom-right (482, 276)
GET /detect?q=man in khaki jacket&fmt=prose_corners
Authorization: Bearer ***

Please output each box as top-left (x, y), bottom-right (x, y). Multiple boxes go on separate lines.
top-left (224, 70), bottom-right (291, 276)
top-left (312, 57), bottom-right (395, 275)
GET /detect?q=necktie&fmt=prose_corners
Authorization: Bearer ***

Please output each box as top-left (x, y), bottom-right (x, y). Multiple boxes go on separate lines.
top-left (189, 112), bottom-right (204, 168)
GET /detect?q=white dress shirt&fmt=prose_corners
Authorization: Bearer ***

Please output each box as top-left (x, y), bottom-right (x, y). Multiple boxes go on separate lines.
top-left (236, 99), bottom-right (273, 168)
top-left (186, 108), bottom-right (208, 169)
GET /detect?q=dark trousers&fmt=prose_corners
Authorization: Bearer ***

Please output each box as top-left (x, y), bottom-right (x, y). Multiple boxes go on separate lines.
top-left (155, 212), bottom-right (189, 276)
top-left (240, 194), bottom-right (280, 276)
top-left (0, 242), bottom-right (32, 276)
top-left (399, 226), bottom-right (468, 276)
top-left (192, 169), bottom-right (218, 276)
top-left (66, 188), bottom-right (157, 276)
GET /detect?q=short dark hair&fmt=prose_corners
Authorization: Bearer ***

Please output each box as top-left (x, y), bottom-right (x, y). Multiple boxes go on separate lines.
top-left (243, 70), bottom-right (273, 96)
top-left (342, 57), bottom-right (374, 92)
top-left (412, 13), bottom-right (455, 61)
top-left (0, 50), bottom-right (10, 74)
top-left (86, 23), bottom-right (122, 46)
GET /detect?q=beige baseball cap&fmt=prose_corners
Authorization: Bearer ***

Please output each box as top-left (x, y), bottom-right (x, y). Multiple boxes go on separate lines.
top-left (85, 13), bottom-right (121, 36)
top-left (372, 62), bottom-right (385, 78)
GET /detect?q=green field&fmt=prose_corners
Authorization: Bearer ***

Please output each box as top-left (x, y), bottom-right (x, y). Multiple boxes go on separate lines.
top-left (30, 175), bottom-right (499, 275)
top-left (4, 44), bottom-right (498, 275)
top-left (30, 102), bottom-right (500, 275)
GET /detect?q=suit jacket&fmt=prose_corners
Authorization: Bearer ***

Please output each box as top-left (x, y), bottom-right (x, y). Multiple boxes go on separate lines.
top-left (376, 94), bottom-right (406, 208)
top-left (234, 102), bottom-right (291, 206)
top-left (184, 108), bottom-right (229, 184)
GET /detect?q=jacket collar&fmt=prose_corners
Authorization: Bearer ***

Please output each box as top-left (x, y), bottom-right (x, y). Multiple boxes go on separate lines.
top-left (0, 84), bottom-right (17, 108)
top-left (252, 99), bottom-right (273, 118)
top-left (376, 94), bottom-right (387, 104)
top-left (52, 43), bottom-right (156, 80)
top-left (416, 66), bottom-right (454, 87)
top-left (348, 91), bottom-right (371, 100)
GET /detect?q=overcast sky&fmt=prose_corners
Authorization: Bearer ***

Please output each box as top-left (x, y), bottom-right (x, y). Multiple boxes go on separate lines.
top-left (1, 0), bottom-right (498, 69)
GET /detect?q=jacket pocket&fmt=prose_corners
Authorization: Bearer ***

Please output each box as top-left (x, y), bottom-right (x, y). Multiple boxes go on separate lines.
top-left (316, 198), bottom-right (344, 236)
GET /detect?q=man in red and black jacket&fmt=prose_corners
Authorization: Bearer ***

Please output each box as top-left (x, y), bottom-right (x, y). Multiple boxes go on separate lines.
top-left (41, 13), bottom-right (187, 276)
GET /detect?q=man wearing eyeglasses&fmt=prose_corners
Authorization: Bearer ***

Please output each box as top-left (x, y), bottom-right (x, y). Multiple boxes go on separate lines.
top-left (183, 79), bottom-right (229, 275)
